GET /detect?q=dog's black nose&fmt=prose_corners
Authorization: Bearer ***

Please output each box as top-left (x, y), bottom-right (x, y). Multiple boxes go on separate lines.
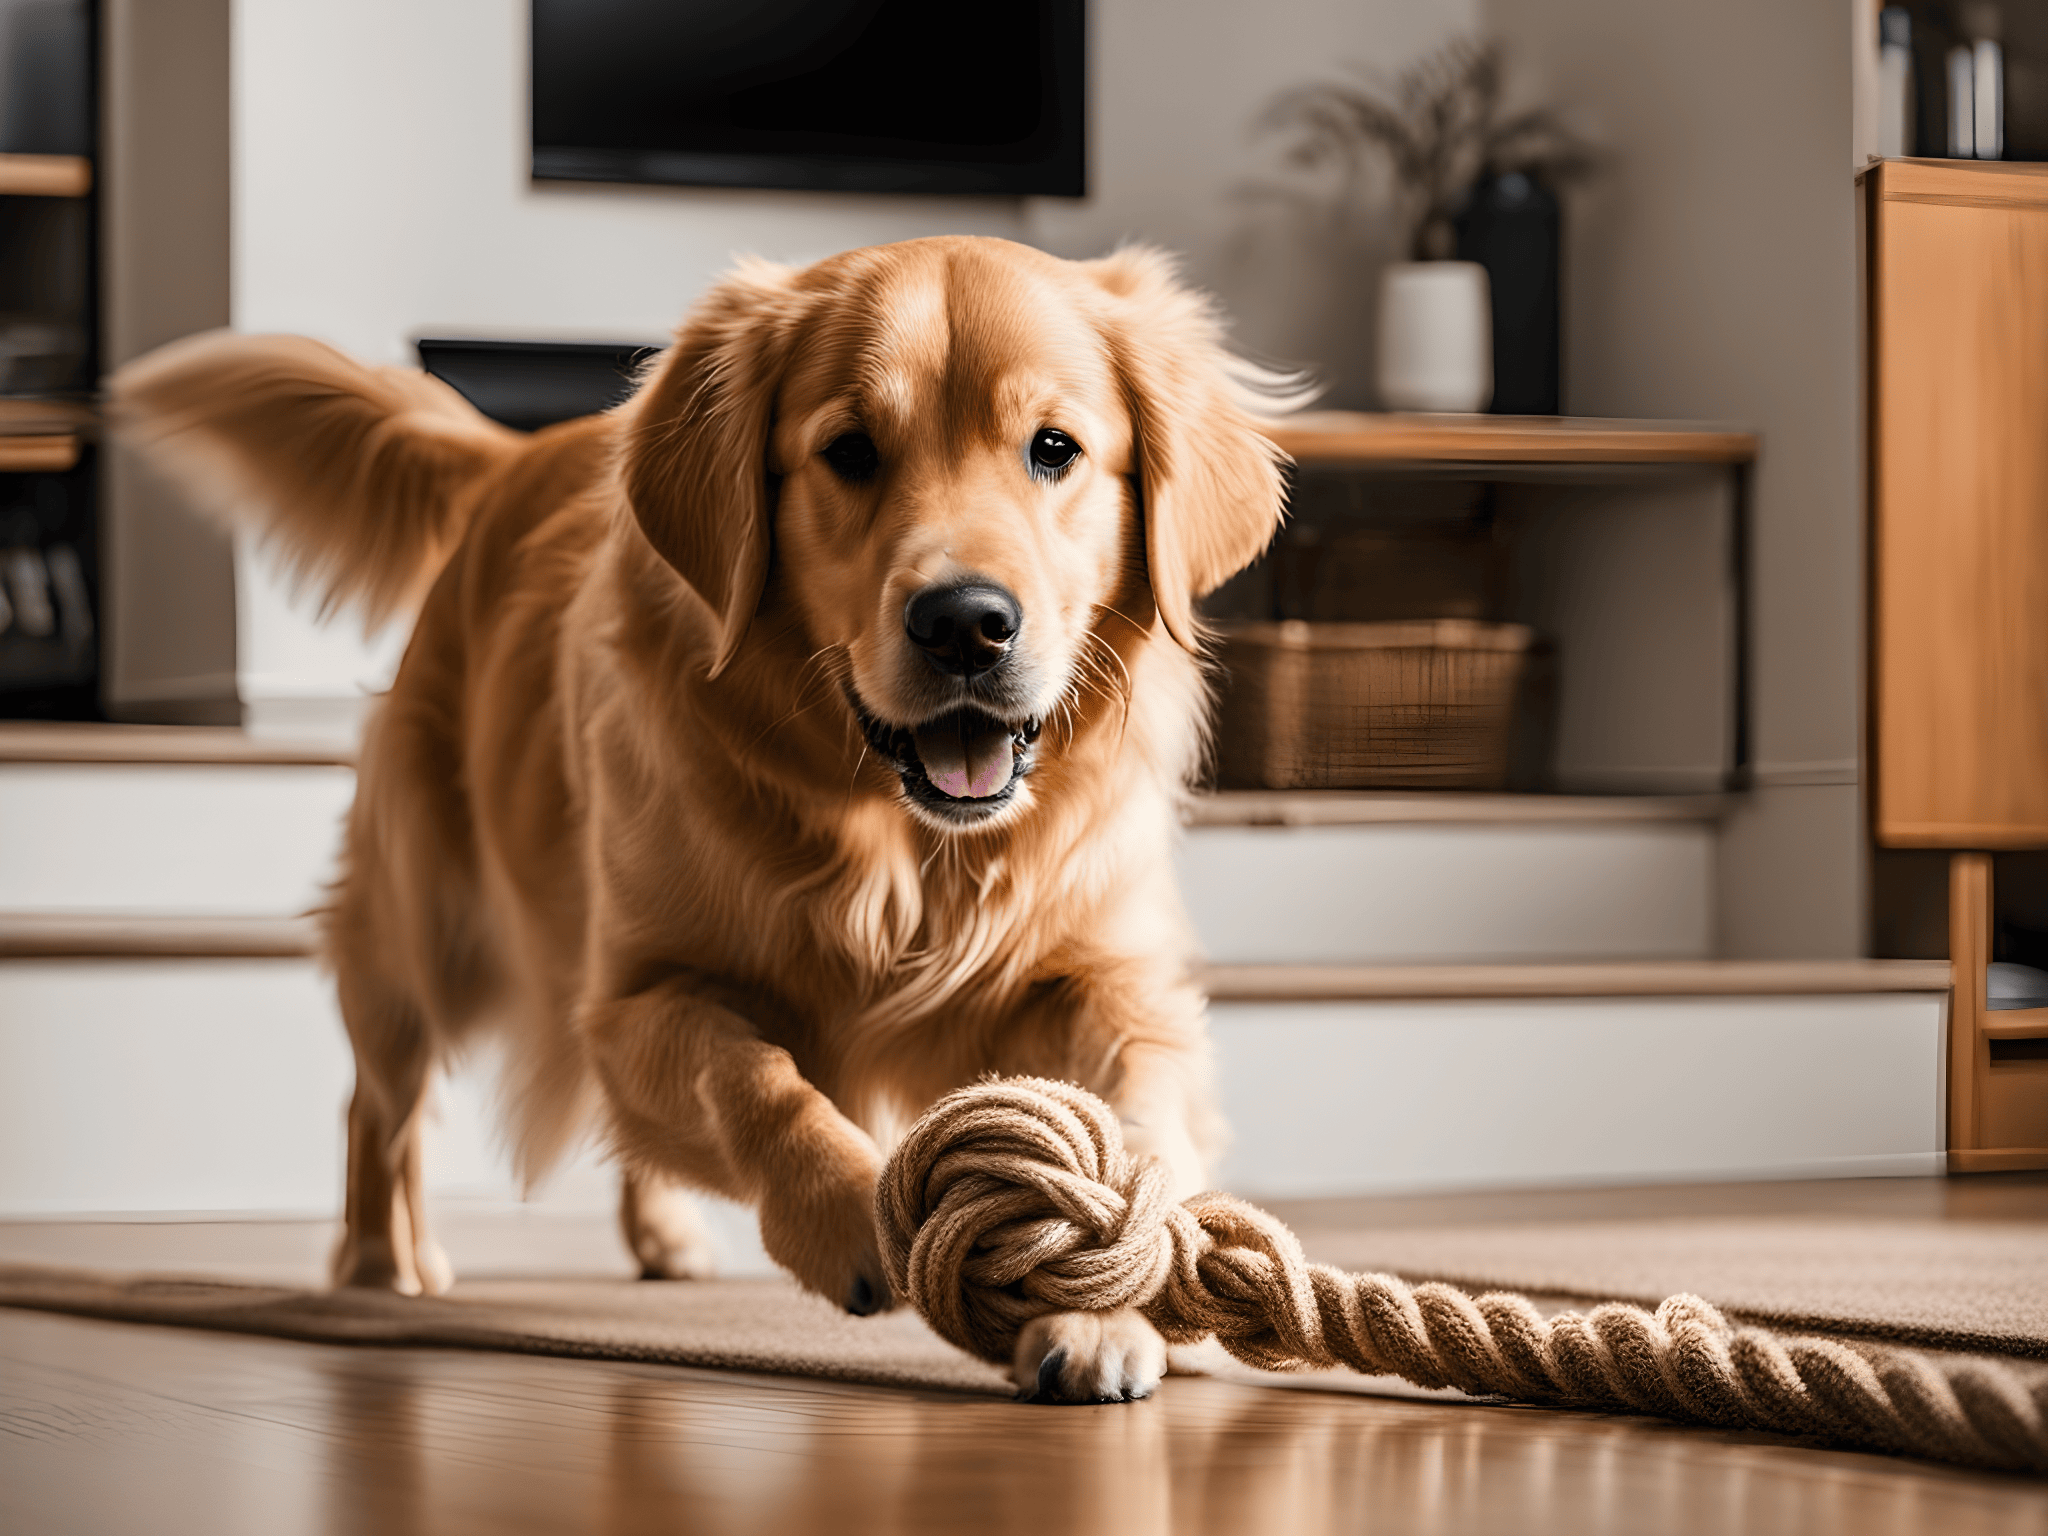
top-left (904, 582), bottom-right (1022, 676)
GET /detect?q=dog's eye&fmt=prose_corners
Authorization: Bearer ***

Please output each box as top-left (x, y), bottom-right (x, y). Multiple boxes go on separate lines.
top-left (821, 431), bottom-right (879, 483)
top-left (1029, 428), bottom-right (1081, 475)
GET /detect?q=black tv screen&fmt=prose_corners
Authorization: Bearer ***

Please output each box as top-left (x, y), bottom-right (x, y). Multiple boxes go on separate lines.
top-left (531, 0), bottom-right (1085, 197)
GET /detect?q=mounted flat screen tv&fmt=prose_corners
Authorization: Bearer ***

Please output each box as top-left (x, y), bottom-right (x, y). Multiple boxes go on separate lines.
top-left (531, 0), bottom-right (1085, 197)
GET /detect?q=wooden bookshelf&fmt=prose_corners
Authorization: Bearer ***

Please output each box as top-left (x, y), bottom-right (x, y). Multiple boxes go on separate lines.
top-left (1864, 160), bottom-right (2048, 1173)
top-left (0, 153), bottom-right (91, 198)
top-left (1265, 412), bottom-right (1758, 468)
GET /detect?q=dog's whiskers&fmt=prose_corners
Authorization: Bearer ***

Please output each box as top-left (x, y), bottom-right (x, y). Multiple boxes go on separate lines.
top-left (847, 742), bottom-right (870, 805)
top-left (1082, 632), bottom-right (1135, 747)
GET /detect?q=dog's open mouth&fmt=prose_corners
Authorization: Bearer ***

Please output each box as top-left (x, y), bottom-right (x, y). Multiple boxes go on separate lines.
top-left (852, 695), bottom-right (1042, 823)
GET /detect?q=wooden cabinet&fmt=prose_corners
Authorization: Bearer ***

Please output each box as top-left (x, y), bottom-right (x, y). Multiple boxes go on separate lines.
top-left (1867, 160), bottom-right (2048, 847)
top-left (1866, 159), bottom-right (2048, 1170)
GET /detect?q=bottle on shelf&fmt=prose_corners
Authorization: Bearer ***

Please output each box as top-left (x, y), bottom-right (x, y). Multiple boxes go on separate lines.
top-left (1965, 2), bottom-right (2004, 160)
top-left (1949, 41), bottom-right (1977, 157)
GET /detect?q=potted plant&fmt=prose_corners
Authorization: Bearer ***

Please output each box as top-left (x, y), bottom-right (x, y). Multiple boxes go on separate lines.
top-left (1263, 38), bottom-right (1594, 414)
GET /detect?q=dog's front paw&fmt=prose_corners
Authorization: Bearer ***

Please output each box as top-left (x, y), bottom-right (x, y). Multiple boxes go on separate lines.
top-left (757, 1165), bottom-right (894, 1316)
top-left (1012, 1309), bottom-right (1167, 1403)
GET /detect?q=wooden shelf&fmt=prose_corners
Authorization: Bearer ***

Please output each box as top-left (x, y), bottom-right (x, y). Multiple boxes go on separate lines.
top-left (0, 153), bottom-right (91, 198)
top-left (1202, 959), bottom-right (1953, 1002)
top-left (0, 723), bottom-right (354, 766)
top-left (1186, 791), bottom-right (1728, 828)
top-left (1265, 412), bottom-right (1758, 468)
top-left (0, 434), bottom-right (78, 473)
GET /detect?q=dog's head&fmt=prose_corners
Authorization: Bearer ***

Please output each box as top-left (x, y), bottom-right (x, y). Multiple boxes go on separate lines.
top-left (623, 237), bottom-right (1287, 831)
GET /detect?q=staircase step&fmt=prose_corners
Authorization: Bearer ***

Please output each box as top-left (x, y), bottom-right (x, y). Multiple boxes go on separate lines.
top-left (0, 730), bottom-right (1934, 1216)
top-left (0, 917), bottom-right (1950, 999)
top-left (1204, 958), bottom-right (1951, 999)
top-left (0, 762), bottom-right (353, 915)
top-left (0, 937), bottom-right (1953, 1213)
top-left (4, 728), bottom-right (1724, 964)
top-left (0, 913), bottom-right (319, 958)
top-left (1179, 816), bottom-right (1716, 964)
top-left (1212, 988), bottom-right (1949, 1197)
top-left (0, 957), bottom-right (353, 1215)
top-left (0, 722), bottom-right (352, 765)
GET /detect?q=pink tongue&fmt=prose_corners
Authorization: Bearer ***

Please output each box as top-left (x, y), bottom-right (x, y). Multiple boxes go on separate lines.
top-left (914, 717), bottom-right (1016, 799)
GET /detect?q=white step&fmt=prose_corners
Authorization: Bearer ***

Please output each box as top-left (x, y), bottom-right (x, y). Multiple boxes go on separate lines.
top-left (1180, 815), bottom-right (1714, 963)
top-left (0, 761), bottom-right (353, 915)
top-left (1211, 991), bottom-right (1947, 1196)
top-left (0, 958), bottom-right (353, 1214)
top-left (1, 728), bottom-right (1927, 1219)
top-left (0, 948), bottom-right (1949, 1216)
top-left (1, 737), bottom-right (1721, 964)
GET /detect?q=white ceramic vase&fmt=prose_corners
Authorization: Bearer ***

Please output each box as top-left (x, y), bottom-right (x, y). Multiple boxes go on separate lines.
top-left (1376, 260), bottom-right (1493, 413)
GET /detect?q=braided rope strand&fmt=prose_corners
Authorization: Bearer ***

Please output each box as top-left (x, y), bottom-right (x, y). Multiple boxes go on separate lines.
top-left (877, 1077), bottom-right (2048, 1474)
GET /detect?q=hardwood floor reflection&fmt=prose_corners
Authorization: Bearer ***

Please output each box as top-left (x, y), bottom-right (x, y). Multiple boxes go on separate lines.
top-left (3, 1310), bottom-right (2042, 1536)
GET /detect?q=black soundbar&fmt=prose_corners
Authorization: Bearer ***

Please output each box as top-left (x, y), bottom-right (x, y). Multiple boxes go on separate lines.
top-left (415, 338), bottom-right (664, 433)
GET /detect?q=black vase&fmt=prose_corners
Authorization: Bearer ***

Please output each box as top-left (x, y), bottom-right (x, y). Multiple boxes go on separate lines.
top-left (1454, 171), bottom-right (1561, 416)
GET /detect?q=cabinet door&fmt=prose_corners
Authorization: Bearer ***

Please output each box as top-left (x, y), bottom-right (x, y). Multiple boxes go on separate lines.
top-left (1871, 161), bottom-right (2048, 848)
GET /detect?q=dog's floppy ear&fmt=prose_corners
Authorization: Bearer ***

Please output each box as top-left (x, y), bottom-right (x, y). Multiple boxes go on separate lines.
top-left (1090, 248), bottom-right (1293, 652)
top-left (622, 258), bottom-right (802, 678)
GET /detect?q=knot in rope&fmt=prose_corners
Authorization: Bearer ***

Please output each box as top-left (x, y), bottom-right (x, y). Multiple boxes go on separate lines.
top-left (877, 1077), bottom-right (1193, 1362)
top-left (876, 1077), bottom-right (2048, 1474)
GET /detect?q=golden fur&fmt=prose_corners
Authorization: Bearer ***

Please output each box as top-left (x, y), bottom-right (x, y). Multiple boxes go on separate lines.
top-left (114, 237), bottom-right (1291, 1399)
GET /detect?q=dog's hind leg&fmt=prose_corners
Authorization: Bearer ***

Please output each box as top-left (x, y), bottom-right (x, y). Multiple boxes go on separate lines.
top-left (618, 1168), bottom-right (719, 1281)
top-left (330, 970), bottom-right (453, 1296)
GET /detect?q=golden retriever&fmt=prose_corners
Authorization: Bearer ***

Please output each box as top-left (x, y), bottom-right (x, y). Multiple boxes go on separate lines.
top-left (114, 236), bottom-right (1290, 1402)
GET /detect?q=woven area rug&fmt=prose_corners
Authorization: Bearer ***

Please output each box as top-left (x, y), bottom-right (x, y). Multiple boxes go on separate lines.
top-left (0, 1266), bottom-right (1014, 1394)
top-left (9, 1208), bottom-right (2048, 1476)
top-left (5, 1214), bottom-right (2045, 1391)
top-left (1284, 1215), bottom-right (2048, 1359)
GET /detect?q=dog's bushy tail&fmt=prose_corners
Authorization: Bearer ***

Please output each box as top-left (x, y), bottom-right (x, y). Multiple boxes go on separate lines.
top-left (112, 331), bottom-right (525, 627)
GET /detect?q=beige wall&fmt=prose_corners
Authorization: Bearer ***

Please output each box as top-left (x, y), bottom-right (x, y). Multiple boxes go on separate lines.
top-left (1488, 0), bottom-right (1864, 956)
top-left (228, 0), bottom-right (1471, 380)
top-left (220, 0), bottom-right (1473, 725)
top-left (100, 0), bottom-right (238, 722)
top-left (1028, 0), bottom-right (1477, 404)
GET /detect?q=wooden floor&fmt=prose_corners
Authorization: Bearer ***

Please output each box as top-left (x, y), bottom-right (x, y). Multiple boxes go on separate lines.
top-left (6, 1177), bottom-right (2048, 1535)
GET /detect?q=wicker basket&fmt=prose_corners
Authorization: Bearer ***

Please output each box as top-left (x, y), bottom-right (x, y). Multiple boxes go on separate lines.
top-left (1213, 620), bottom-right (1535, 790)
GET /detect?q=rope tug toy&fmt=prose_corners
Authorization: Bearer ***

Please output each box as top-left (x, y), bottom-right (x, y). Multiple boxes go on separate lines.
top-left (877, 1077), bottom-right (2048, 1474)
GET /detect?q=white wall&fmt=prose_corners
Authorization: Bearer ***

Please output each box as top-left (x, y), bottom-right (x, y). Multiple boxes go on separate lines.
top-left (232, 0), bottom-right (1473, 368)
top-left (226, 0), bottom-right (1475, 726)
